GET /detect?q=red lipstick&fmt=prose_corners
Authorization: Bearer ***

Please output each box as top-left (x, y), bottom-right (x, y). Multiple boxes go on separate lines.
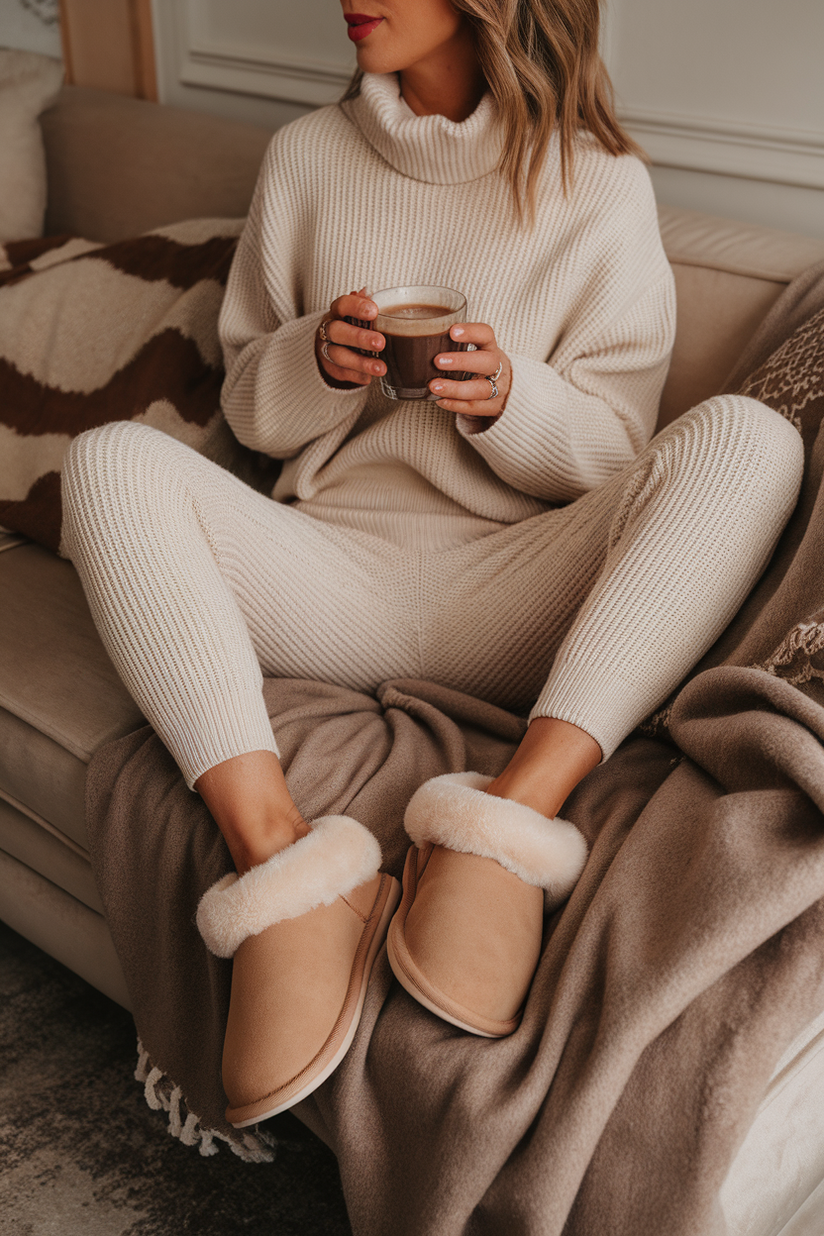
top-left (345, 13), bottom-right (384, 41)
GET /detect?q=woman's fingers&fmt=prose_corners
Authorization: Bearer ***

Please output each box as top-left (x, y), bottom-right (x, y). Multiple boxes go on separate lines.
top-left (449, 321), bottom-right (496, 348)
top-left (430, 376), bottom-right (503, 407)
top-left (317, 290), bottom-right (385, 385)
top-left (431, 321), bottom-right (510, 419)
top-left (326, 317), bottom-right (385, 356)
top-left (321, 324), bottom-right (386, 383)
top-left (433, 349), bottom-right (499, 376)
top-left (330, 291), bottom-right (379, 324)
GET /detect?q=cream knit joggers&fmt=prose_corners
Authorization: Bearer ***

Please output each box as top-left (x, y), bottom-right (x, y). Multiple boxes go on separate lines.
top-left (62, 396), bottom-right (803, 789)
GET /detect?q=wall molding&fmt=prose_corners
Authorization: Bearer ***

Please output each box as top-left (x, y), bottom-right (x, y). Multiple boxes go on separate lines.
top-left (174, 1), bottom-right (353, 108)
top-left (620, 109), bottom-right (824, 189)
top-left (180, 46), bottom-right (351, 107)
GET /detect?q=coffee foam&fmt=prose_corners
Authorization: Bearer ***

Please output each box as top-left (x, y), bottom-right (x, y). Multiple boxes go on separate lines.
top-left (374, 306), bottom-right (459, 337)
top-left (371, 286), bottom-right (465, 337)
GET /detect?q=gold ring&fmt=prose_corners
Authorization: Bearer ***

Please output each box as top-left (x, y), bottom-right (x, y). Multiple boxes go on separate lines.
top-left (484, 377), bottom-right (499, 400)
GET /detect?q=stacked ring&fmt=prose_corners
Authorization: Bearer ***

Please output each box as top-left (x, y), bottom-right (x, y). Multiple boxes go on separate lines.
top-left (484, 360), bottom-right (503, 399)
top-left (318, 319), bottom-right (332, 363)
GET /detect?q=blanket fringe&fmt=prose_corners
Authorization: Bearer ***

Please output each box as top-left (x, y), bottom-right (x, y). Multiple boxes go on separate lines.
top-left (134, 1038), bottom-right (276, 1162)
top-left (756, 619), bottom-right (824, 685)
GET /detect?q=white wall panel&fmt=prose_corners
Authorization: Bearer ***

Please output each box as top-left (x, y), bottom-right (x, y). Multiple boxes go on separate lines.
top-left (151, 0), bottom-right (353, 128)
top-left (604, 0), bottom-right (824, 235)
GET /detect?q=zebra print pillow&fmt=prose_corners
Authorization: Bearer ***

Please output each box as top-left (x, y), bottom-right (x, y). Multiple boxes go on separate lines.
top-left (0, 218), bottom-right (279, 553)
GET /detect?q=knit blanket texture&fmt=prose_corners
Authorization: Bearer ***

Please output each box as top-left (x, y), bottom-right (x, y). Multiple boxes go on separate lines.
top-left (85, 262), bottom-right (824, 1235)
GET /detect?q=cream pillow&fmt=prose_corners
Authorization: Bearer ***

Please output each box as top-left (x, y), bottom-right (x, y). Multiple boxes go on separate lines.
top-left (0, 47), bottom-right (64, 243)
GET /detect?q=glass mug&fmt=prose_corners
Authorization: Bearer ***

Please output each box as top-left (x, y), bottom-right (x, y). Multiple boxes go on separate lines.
top-left (347, 285), bottom-right (476, 400)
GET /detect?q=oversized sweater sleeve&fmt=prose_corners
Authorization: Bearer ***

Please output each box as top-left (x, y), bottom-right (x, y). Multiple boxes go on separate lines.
top-left (456, 163), bottom-right (676, 503)
top-left (218, 138), bottom-right (368, 459)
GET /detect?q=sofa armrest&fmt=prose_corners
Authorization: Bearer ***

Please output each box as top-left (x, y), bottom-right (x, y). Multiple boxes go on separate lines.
top-left (656, 205), bottom-right (824, 427)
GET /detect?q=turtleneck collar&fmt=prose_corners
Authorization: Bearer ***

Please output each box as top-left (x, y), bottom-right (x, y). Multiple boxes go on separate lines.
top-left (340, 72), bottom-right (503, 185)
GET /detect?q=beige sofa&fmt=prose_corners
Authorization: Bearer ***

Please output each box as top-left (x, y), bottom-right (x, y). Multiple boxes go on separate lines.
top-left (2, 84), bottom-right (824, 1020)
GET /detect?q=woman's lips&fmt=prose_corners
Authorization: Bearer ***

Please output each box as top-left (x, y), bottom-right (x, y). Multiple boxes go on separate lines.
top-left (345, 13), bottom-right (384, 41)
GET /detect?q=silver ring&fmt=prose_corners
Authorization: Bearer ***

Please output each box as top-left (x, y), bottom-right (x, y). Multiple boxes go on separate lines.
top-left (484, 377), bottom-right (499, 400)
top-left (490, 361), bottom-right (503, 382)
top-left (321, 340), bottom-right (332, 363)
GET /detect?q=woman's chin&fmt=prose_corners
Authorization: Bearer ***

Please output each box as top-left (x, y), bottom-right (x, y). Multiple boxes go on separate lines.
top-left (353, 33), bottom-right (409, 78)
top-left (355, 48), bottom-right (397, 76)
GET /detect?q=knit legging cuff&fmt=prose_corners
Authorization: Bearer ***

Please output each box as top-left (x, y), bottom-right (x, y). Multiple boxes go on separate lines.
top-left (158, 686), bottom-right (281, 791)
top-left (529, 657), bottom-right (662, 762)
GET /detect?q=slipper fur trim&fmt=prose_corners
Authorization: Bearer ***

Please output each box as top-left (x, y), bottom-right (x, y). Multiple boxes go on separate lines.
top-left (404, 772), bottom-right (587, 904)
top-left (196, 816), bottom-right (382, 958)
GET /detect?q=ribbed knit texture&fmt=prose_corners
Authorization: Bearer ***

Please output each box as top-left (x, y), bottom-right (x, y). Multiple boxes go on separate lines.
top-left (218, 73), bottom-right (677, 551)
top-left (62, 395), bottom-right (802, 783)
top-left (60, 77), bottom-right (805, 784)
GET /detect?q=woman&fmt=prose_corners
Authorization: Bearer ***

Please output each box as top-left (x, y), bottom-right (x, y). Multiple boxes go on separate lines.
top-left (62, 0), bottom-right (802, 1130)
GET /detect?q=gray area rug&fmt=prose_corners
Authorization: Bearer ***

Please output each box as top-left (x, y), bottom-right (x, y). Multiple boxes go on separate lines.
top-left (0, 921), bottom-right (352, 1235)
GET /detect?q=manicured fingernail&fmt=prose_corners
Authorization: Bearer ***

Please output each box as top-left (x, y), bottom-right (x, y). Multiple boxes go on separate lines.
top-left (371, 337), bottom-right (382, 349)
top-left (451, 326), bottom-right (464, 338)
top-left (372, 363), bottom-right (384, 374)
top-left (431, 382), bottom-right (444, 393)
top-left (437, 356), bottom-right (453, 367)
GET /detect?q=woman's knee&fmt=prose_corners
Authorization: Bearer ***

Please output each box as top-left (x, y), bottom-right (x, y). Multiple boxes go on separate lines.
top-left (62, 422), bottom-right (185, 552)
top-left (63, 421), bottom-right (162, 502)
top-left (668, 394), bottom-right (804, 497)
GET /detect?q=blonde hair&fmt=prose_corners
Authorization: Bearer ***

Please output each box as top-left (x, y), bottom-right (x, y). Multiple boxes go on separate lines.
top-left (342, 0), bottom-right (644, 221)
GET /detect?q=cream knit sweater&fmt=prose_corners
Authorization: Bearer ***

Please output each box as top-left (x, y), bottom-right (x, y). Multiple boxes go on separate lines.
top-left (218, 73), bottom-right (677, 550)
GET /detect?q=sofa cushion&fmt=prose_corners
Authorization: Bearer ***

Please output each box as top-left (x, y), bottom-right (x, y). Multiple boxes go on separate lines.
top-left (0, 794), bottom-right (103, 913)
top-left (0, 48), bottom-right (63, 243)
top-left (0, 218), bottom-right (280, 551)
top-left (0, 847), bottom-right (130, 1008)
top-left (41, 86), bottom-right (272, 244)
top-left (0, 541), bottom-right (143, 850)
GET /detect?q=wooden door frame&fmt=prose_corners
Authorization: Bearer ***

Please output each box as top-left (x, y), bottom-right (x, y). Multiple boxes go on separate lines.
top-left (59, 0), bottom-right (157, 100)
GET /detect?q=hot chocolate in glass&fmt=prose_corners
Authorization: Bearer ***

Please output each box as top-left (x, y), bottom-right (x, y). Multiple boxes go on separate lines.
top-left (350, 285), bottom-right (474, 400)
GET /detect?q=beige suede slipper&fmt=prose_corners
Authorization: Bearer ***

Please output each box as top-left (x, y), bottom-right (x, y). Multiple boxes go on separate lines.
top-left (387, 772), bottom-right (588, 1038)
top-left (196, 816), bottom-right (400, 1127)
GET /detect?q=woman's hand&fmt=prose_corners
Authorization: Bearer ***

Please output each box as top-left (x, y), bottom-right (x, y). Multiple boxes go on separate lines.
top-left (315, 289), bottom-right (386, 388)
top-left (430, 322), bottom-right (512, 432)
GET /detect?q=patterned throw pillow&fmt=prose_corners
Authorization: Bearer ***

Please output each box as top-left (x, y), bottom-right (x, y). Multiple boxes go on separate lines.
top-left (0, 218), bottom-right (280, 553)
top-left (734, 273), bottom-right (824, 691)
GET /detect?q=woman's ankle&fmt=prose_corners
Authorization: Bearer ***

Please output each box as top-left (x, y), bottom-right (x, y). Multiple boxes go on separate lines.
top-left (194, 750), bottom-right (311, 875)
top-left (229, 808), bottom-right (311, 874)
top-left (485, 767), bottom-right (567, 820)
top-left (486, 718), bottom-right (601, 820)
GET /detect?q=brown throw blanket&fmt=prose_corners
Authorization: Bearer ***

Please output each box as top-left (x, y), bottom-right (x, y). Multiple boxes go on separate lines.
top-left (85, 262), bottom-right (824, 1234)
